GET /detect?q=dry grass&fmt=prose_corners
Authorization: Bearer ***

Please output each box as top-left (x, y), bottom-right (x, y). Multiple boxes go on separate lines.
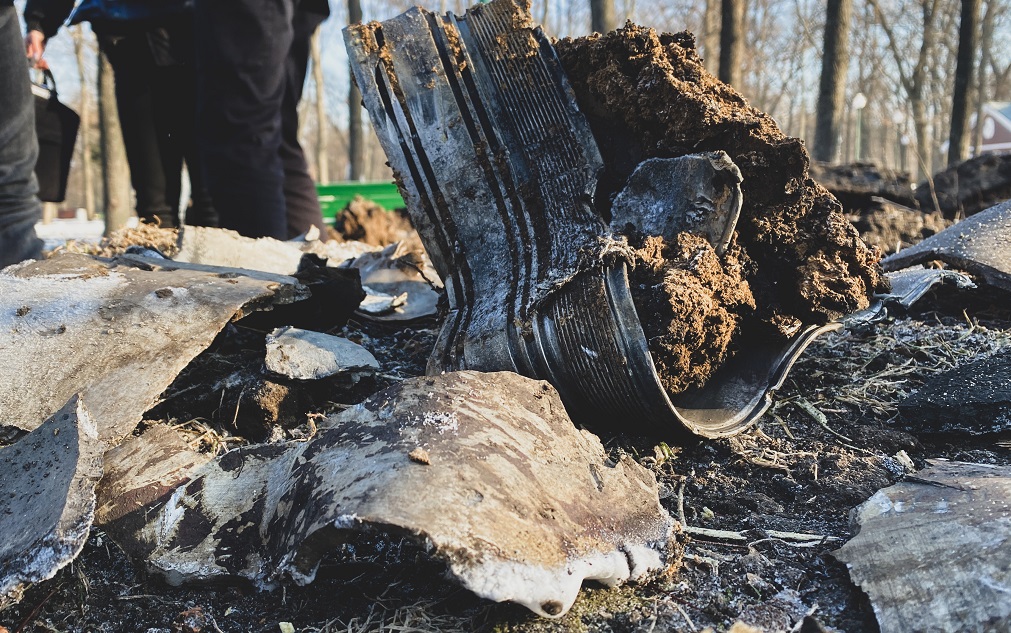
top-left (52, 224), bottom-right (180, 259)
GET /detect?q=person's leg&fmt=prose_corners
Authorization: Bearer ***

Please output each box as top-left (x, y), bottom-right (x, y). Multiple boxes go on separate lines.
top-left (280, 6), bottom-right (326, 238)
top-left (100, 31), bottom-right (177, 228)
top-left (195, 0), bottom-right (293, 239)
top-left (0, 4), bottom-right (43, 267)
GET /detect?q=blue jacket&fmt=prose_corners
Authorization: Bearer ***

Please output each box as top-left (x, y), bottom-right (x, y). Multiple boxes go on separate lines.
top-left (24, 0), bottom-right (192, 37)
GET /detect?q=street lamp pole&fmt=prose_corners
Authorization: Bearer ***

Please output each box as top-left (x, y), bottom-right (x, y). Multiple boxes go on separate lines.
top-left (853, 92), bottom-right (867, 162)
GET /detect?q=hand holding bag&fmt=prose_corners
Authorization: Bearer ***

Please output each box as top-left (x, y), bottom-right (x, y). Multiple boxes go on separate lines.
top-left (32, 68), bottom-right (80, 203)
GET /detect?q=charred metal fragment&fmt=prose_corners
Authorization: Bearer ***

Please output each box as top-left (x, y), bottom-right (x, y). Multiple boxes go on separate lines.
top-left (344, 0), bottom-right (840, 438)
top-left (0, 396), bottom-right (104, 609)
top-left (102, 372), bottom-right (672, 618)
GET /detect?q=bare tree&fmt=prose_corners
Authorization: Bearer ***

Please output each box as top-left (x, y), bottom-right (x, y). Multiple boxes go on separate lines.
top-left (813, 0), bottom-right (852, 163)
top-left (719, 0), bottom-right (744, 87)
top-left (71, 25), bottom-right (96, 219)
top-left (948, 0), bottom-right (980, 164)
top-left (973, 0), bottom-right (997, 152)
top-left (590, 0), bottom-right (616, 32)
top-left (348, 0), bottom-right (365, 181)
top-left (310, 29), bottom-right (329, 183)
top-left (98, 52), bottom-right (131, 233)
top-left (869, 0), bottom-right (942, 179)
top-left (701, 0), bottom-right (720, 74)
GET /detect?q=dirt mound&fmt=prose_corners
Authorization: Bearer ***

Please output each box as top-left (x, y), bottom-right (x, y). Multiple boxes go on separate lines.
top-left (556, 26), bottom-right (885, 330)
top-left (332, 195), bottom-right (414, 246)
top-left (916, 152), bottom-right (1011, 219)
top-left (810, 161), bottom-right (917, 210)
top-left (849, 199), bottom-right (951, 255)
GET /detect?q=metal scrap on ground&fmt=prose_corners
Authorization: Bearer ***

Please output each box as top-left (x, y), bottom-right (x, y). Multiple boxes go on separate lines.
top-left (344, 0), bottom-right (848, 439)
top-left (0, 252), bottom-right (305, 443)
top-left (835, 461), bottom-right (1011, 632)
top-left (884, 199), bottom-right (1011, 293)
top-left (97, 372), bottom-right (672, 618)
top-left (0, 396), bottom-right (104, 609)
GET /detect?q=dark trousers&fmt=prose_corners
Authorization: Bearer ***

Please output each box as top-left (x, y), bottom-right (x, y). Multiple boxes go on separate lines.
top-left (195, 0), bottom-right (327, 240)
top-left (0, 3), bottom-right (43, 267)
top-left (99, 20), bottom-right (216, 229)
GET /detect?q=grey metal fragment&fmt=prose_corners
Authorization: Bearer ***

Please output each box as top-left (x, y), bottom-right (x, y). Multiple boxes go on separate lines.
top-left (344, 241), bottom-right (441, 322)
top-left (880, 267), bottom-right (976, 309)
top-left (883, 199), bottom-right (1011, 293)
top-left (610, 153), bottom-right (743, 255)
top-left (0, 253), bottom-right (304, 442)
top-left (0, 396), bottom-right (104, 609)
top-left (105, 372), bottom-right (672, 617)
top-left (835, 461), bottom-right (1011, 632)
top-left (265, 326), bottom-right (380, 381)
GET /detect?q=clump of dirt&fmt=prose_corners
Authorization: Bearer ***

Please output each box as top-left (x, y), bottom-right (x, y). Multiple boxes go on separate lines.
top-left (848, 199), bottom-right (951, 254)
top-left (629, 233), bottom-right (755, 393)
top-left (331, 195), bottom-right (414, 246)
top-left (916, 152), bottom-right (1011, 219)
top-left (556, 26), bottom-right (887, 341)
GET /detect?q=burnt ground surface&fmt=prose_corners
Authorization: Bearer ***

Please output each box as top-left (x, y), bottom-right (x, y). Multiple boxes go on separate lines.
top-left (3, 285), bottom-right (1010, 633)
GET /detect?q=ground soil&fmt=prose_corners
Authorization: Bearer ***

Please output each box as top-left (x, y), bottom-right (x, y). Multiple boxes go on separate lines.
top-left (4, 285), bottom-right (1010, 633)
top-left (554, 26), bottom-right (887, 398)
top-left (847, 200), bottom-right (951, 255)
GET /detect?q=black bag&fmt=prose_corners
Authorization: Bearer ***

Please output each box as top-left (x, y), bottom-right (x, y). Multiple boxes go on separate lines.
top-left (32, 69), bottom-right (80, 203)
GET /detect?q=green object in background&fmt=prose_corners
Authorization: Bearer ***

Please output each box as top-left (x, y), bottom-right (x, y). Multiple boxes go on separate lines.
top-left (316, 182), bottom-right (405, 223)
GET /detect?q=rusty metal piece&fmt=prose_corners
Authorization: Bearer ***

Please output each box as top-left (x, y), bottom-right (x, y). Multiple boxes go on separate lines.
top-left (883, 199), bottom-right (1011, 293)
top-left (0, 396), bottom-right (104, 609)
top-left (344, 0), bottom-right (836, 438)
top-left (0, 253), bottom-right (305, 443)
top-left (100, 372), bottom-right (672, 617)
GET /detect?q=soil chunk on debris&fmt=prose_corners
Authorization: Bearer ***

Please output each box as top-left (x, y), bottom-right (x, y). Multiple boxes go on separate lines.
top-left (556, 26), bottom-right (886, 387)
top-left (629, 233), bottom-right (755, 392)
top-left (332, 196), bottom-right (413, 246)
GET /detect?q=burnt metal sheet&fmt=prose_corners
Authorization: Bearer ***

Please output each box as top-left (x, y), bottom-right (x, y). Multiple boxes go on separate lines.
top-left (0, 396), bottom-right (104, 609)
top-left (883, 199), bottom-right (1011, 293)
top-left (835, 461), bottom-right (1011, 632)
top-left (344, 1), bottom-right (839, 438)
top-left (103, 372), bottom-right (672, 617)
top-left (610, 153), bottom-right (743, 256)
top-left (344, 241), bottom-right (441, 322)
top-left (0, 253), bottom-right (305, 442)
top-left (879, 267), bottom-right (976, 309)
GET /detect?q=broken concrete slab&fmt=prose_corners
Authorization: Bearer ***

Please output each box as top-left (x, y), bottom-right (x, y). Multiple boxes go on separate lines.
top-left (0, 396), bottom-right (104, 609)
top-left (835, 460), bottom-right (1011, 632)
top-left (883, 199), bottom-right (1011, 293)
top-left (898, 353), bottom-right (1011, 435)
top-left (265, 326), bottom-right (379, 382)
top-left (0, 253), bottom-right (305, 442)
top-left (610, 153), bottom-right (743, 256)
top-left (103, 371), bottom-right (672, 617)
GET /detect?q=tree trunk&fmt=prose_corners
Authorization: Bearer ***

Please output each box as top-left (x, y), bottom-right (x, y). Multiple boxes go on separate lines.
top-left (310, 29), bottom-right (329, 183)
top-left (348, 0), bottom-right (365, 181)
top-left (702, 0), bottom-right (721, 75)
top-left (718, 0), bottom-right (743, 87)
top-left (973, 0), bottom-right (994, 154)
top-left (98, 51), bottom-right (131, 234)
top-left (813, 0), bottom-right (852, 163)
top-left (72, 25), bottom-right (96, 220)
top-left (948, 0), bottom-right (979, 165)
top-left (590, 0), bottom-right (616, 33)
